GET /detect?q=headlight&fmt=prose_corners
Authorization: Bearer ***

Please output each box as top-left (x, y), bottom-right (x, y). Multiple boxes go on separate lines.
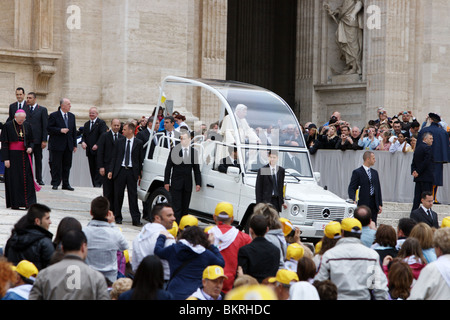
top-left (348, 207), bottom-right (354, 217)
top-left (291, 204), bottom-right (300, 216)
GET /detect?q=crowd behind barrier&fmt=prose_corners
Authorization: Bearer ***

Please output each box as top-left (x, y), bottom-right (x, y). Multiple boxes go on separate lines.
top-left (310, 150), bottom-right (450, 204)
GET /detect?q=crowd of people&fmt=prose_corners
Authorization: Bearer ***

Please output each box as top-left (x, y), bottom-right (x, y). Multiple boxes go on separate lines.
top-left (1, 197), bottom-right (449, 301)
top-left (303, 109), bottom-right (447, 154)
top-left (1, 89), bottom-right (450, 302)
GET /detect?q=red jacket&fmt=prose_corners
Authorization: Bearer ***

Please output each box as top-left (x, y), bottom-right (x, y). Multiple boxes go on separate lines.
top-left (212, 224), bottom-right (252, 293)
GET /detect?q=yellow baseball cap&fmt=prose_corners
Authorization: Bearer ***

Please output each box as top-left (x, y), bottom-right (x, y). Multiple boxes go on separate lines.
top-left (279, 218), bottom-right (294, 236)
top-left (268, 269), bottom-right (299, 286)
top-left (179, 215), bottom-right (198, 231)
top-left (286, 243), bottom-right (304, 261)
top-left (341, 218), bottom-right (362, 233)
top-left (168, 221), bottom-right (179, 238)
top-left (225, 284), bottom-right (277, 300)
top-left (123, 250), bottom-right (130, 264)
top-left (441, 216), bottom-right (450, 228)
top-left (203, 265), bottom-right (228, 280)
top-left (315, 240), bottom-right (322, 254)
top-left (11, 260), bottom-right (38, 280)
top-left (214, 202), bottom-right (233, 219)
top-left (204, 225), bottom-right (214, 233)
top-left (324, 221), bottom-right (342, 239)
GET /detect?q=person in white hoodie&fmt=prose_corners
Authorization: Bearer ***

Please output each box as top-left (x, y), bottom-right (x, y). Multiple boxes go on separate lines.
top-left (131, 203), bottom-right (176, 281)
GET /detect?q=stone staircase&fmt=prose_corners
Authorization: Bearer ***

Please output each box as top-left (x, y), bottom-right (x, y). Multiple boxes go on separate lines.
top-left (378, 202), bottom-right (450, 228)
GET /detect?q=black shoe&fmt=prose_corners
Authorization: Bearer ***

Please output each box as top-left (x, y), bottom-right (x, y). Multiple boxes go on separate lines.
top-left (116, 220), bottom-right (122, 224)
top-left (52, 186), bottom-right (58, 190)
top-left (132, 221), bottom-right (143, 227)
top-left (38, 181), bottom-right (45, 186)
top-left (62, 185), bottom-right (75, 191)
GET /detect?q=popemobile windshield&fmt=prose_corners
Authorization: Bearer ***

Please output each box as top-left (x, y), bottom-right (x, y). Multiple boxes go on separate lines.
top-left (137, 76), bottom-right (356, 241)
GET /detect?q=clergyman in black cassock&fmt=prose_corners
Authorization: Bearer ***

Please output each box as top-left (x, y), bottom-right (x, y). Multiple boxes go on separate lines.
top-left (0, 111), bottom-right (38, 209)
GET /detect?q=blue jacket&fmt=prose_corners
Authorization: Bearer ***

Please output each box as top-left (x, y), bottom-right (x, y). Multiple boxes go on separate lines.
top-left (154, 234), bottom-right (224, 300)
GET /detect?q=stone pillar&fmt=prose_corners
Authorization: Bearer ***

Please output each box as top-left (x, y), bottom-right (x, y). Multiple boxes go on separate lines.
top-left (296, 0), bottom-right (316, 122)
top-left (197, 0), bottom-right (227, 129)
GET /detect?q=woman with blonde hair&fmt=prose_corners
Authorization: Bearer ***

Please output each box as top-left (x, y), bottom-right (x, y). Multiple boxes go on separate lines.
top-left (409, 222), bottom-right (437, 263)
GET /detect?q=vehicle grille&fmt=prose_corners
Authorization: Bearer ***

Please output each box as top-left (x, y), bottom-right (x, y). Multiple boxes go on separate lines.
top-left (306, 205), bottom-right (346, 221)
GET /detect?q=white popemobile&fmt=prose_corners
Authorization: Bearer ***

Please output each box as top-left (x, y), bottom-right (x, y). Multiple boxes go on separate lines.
top-left (137, 76), bottom-right (355, 241)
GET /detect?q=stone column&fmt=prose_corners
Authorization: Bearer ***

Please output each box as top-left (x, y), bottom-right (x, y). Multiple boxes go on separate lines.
top-left (196, 0), bottom-right (227, 129)
top-left (296, 0), bottom-right (316, 122)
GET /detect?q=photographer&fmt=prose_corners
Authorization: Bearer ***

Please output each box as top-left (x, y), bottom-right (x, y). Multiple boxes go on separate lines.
top-left (358, 126), bottom-right (380, 150)
top-left (317, 124), bottom-right (340, 150)
top-left (336, 125), bottom-right (359, 151)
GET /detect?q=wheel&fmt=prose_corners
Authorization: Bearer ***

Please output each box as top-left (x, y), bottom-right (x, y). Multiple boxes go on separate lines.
top-left (143, 187), bottom-right (172, 219)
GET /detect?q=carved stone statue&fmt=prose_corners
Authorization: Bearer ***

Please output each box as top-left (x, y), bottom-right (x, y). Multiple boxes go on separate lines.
top-left (324, 0), bottom-right (364, 75)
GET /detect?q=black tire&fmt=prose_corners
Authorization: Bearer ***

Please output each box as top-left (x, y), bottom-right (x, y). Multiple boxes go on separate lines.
top-left (144, 187), bottom-right (172, 218)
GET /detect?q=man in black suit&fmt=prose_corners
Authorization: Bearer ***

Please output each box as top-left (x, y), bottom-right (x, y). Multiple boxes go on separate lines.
top-left (136, 115), bottom-right (160, 159)
top-left (107, 121), bottom-right (143, 226)
top-left (7, 87), bottom-right (27, 122)
top-left (47, 98), bottom-right (77, 191)
top-left (348, 151), bottom-right (383, 224)
top-left (24, 92), bottom-right (48, 186)
top-left (161, 116), bottom-right (180, 149)
top-left (97, 119), bottom-right (124, 215)
top-left (164, 130), bottom-right (201, 223)
top-left (81, 107), bottom-right (107, 187)
top-left (255, 150), bottom-right (286, 213)
top-left (411, 132), bottom-right (434, 211)
top-left (410, 191), bottom-right (439, 228)
top-left (237, 214), bottom-right (280, 283)
top-left (218, 145), bottom-right (240, 173)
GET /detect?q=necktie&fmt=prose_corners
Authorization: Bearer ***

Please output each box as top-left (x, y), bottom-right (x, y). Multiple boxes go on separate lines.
top-left (30, 106), bottom-right (34, 114)
top-left (90, 121), bottom-right (94, 131)
top-left (64, 113), bottom-right (69, 128)
top-left (114, 133), bottom-right (117, 142)
top-left (427, 209), bottom-right (433, 221)
top-left (19, 102), bottom-right (22, 109)
top-left (125, 140), bottom-right (131, 167)
top-left (272, 168), bottom-right (278, 196)
top-left (183, 148), bottom-right (189, 163)
top-left (367, 169), bottom-right (374, 196)
top-left (169, 132), bottom-right (174, 148)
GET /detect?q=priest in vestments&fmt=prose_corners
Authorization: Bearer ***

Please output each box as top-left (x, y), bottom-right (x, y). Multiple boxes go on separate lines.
top-left (0, 109), bottom-right (38, 209)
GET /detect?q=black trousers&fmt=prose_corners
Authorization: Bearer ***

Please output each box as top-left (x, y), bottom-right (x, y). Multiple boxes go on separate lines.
top-left (87, 154), bottom-right (102, 187)
top-left (50, 148), bottom-right (73, 187)
top-left (270, 196), bottom-right (282, 213)
top-left (32, 144), bottom-right (43, 182)
top-left (170, 187), bottom-right (192, 223)
top-left (113, 167), bottom-right (141, 224)
top-left (367, 195), bottom-right (379, 225)
top-left (102, 174), bottom-right (115, 213)
top-left (412, 181), bottom-right (433, 212)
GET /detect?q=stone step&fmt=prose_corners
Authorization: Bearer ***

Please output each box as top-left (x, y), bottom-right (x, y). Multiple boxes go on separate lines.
top-left (376, 202), bottom-right (449, 228)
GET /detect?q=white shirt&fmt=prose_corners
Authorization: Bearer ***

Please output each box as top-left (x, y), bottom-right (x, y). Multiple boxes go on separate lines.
top-left (420, 204), bottom-right (433, 217)
top-left (89, 118), bottom-right (97, 129)
top-left (30, 103), bottom-right (37, 112)
top-left (362, 164), bottom-right (371, 176)
top-left (121, 137), bottom-right (135, 167)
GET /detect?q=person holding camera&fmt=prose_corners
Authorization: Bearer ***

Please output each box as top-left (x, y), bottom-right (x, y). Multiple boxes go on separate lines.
top-left (358, 126), bottom-right (380, 150)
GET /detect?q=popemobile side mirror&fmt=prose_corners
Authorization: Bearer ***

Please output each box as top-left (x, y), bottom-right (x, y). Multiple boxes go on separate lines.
top-left (314, 172), bottom-right (321, 183)
top-left (227, 166), bottom-right (241, 182)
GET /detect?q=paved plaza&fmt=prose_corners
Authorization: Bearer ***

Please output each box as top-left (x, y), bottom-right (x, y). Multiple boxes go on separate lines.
top-left (0, 184), bottom-right (143, 253)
